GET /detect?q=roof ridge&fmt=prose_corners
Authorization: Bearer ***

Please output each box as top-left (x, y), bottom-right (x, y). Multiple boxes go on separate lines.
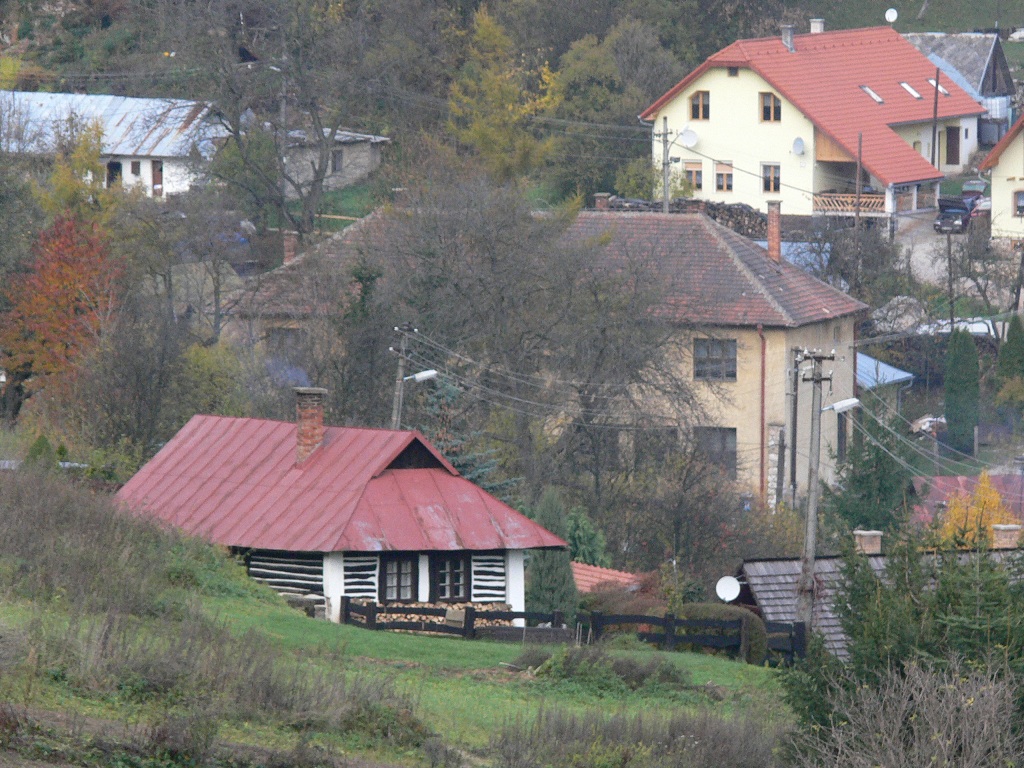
top-left (703, 218), bottom-right (795, 326)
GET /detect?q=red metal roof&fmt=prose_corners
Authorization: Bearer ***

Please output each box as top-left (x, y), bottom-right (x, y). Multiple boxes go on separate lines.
top-left (116, 415), bottom-right (566, 553)
top-left (571, 561), bottom-right (640, 593)
top-left (642, 26), bottom-right (984, 187)
top-left (564, 211), bottom-right (866, 328)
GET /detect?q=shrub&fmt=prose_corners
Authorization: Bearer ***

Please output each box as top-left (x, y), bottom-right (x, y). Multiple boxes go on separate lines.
top-left (533, 646), bottom-right (690, 694)
top-left (676, 604), bottom-right (767, 665)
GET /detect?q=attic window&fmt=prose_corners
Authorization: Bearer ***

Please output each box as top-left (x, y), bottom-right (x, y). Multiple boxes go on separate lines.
top-left (727, 67), bottom-right (739, 77)
top-left (860, 85), bottom-right (883, 103)
top-left (900, 82), bottom-right (922, 99)
top-left (927, 79), bottom-right (950, 96)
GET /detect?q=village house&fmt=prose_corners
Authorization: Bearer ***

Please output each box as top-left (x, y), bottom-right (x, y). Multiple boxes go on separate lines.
top-left (284, 130), bottom-right (390, 199)
top-left (0, 90), bottom-right (220, 197)
top-left (904, 32), bottom-right (1015, 146)
top-left (979, 113), bottom-right (1024, 243)
top-left (640, 23), bottom-right (985, 224)
top-left (115, 388), bottom-right (566, 622)
top-left (568, 199), bottom-right (867, 505)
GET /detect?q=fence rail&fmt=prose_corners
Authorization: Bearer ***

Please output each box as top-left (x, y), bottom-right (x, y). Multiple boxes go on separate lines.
top-left (813, 192), bottom-right (886, 215)
top-left (339, 597), bottom-right (806, 660)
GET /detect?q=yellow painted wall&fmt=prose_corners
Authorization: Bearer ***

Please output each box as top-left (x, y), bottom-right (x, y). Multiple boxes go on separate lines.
top-left (651, 67), bottom-right (817, 215)
top-left (987, 132), bottom-right (1024, 241)
top-left (682, 316), bottom-right (858, 502)
top-left (891, 118), bottom-right (978, 175)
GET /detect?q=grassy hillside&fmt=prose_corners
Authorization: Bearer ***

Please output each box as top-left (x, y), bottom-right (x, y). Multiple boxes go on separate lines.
top-left (795, 0), bottom-right (1024, 33)
top-left (0, 469), bottom-right (787, 767)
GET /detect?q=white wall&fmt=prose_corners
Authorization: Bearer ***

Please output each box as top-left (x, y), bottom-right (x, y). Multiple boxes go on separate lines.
top-left (323, 552), bottom-right (345, 622)
top-left (506, 550), bottom-right (526, 628)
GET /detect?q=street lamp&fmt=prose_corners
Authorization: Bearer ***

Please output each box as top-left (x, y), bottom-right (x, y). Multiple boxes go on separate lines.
top-left (797, 352), bottom-right (861, 631)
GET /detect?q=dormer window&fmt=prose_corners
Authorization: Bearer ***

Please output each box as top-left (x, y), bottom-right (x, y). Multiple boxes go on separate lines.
top-left (927, 79), bottom-right (950, 95)
top-left (860, 85), bottom-right (883, 103)
top-left (900, 82), bottom-right (922, 99)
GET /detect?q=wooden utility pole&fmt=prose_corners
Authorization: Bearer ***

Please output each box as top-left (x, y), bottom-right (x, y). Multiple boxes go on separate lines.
top-left (390, 323), bottom-right (414, 430)
top-left (661, 116), bottom-right (671, 213)
top-left (796, 349), bottom-right (834, 632)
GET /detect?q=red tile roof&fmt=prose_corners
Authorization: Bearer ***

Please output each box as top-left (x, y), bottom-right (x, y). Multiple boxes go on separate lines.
top-left (571, 561), bottom-right (640, 593)
top-left (979, 112), bottom-right (1024, 171)
top-left (116, 415), bottom-right (566, 553)
top-left (642, 27), bottom-right (984, 187)
top-left (564, 211), bottom-right (866, 328)
top-left (913, 474), bottom-right (1024, 522)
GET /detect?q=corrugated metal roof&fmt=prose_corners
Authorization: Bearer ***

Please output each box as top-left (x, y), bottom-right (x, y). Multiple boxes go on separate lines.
top-left (115, 414), bottom-right (566, 553)
top-left (571, 562), bottom-right (640, 593)
top-left (564, 212), bottom-right (867, 328)
top-left (0, 90), bottom-right (219, 158)
top-left (642, 27), bottom-right (985, 187)
top-left (856, 352), bottom-right (913, 389)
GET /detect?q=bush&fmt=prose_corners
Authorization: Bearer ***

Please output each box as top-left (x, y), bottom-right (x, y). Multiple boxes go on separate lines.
top-left (676, 604), bottom-right (767, 665)
top-left (532, 646), bottom-right (690, 695)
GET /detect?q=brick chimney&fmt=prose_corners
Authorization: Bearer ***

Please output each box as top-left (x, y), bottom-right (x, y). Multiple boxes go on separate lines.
top-left (594, 193), bottom-right (611, 210)
top-left (781, 24), bottom-right (795, 52)
top-left (283, 231), bottom-right (299, 265)
top-left (853, 529), bottom-right (882, 555)
top-left (295, 387), bottom-right (328, 464)
top-left (809, 18), bottom-right (825, 34)
top-left (992, 524), bottom-right (1022, 550)
top-left (767, 200), bottom-right (782, 263)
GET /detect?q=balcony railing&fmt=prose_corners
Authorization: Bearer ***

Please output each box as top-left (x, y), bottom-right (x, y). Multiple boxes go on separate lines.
top-left (813, 193), bottom-right (887, 216)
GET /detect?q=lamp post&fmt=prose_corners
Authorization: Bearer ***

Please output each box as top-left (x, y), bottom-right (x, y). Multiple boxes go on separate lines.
top-left (796, 346), bottom-right (860, 632)
top-left (389, 324), bottom-right (439, 430)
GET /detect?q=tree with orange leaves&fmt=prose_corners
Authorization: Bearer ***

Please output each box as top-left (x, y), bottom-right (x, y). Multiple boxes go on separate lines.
top-left (938, 471), bottom-right (1018, 548)
top-left (1, 216), bottom-right (123, 391)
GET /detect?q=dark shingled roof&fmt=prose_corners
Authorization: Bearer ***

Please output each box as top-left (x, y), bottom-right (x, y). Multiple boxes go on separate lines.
top-left (904, 33), bottom-right (1015, 99)
top-left (564, 211), bottom-right (866, 328)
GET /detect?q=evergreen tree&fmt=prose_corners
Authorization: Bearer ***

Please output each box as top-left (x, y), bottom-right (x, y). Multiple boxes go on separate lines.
top-left (944, 330), bottom-right (979, 455)
top-left (524, 488), bottom-right (578, 621)
top-left (564, 508), bottom-right (610, 567)
top-left (997, 314), bottom-right (1024, 384)
top-left (822, 398), bottom-right (914, 532)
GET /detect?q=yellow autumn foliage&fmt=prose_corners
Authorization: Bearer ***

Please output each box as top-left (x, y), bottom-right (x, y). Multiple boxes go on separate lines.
top-left (938, 471), bottom-right (1017, 547)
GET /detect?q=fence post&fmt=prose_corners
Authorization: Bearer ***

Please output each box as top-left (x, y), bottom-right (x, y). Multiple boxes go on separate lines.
top-left (793, 621), bottom-right (807, 660)
top-left (463, 606), bottom-right (476, 639)
top-left (340, 595), bottom-right (350, 625)
top-left (367, 602), bottom-right (378, 630)
top-left (590, 611), bottom-right (604, 642)
top-left (664, 613), bottom-right (676, 650)
top-left (552, 610), bottom-right (564, 628)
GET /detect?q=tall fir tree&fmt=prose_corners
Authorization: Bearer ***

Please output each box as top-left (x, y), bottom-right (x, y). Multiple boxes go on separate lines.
top-left (944, 329), bottom-right (979, 455)
top-left (997, 314), bottom-right (1024, 384)
top-left (564, 508), bottom-right (610, 567)
top-left (524, 488), bottom-right (578, 621)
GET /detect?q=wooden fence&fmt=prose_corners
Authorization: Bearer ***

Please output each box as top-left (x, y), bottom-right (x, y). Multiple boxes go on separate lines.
top-left (339, 597), bottom-right (806, 661)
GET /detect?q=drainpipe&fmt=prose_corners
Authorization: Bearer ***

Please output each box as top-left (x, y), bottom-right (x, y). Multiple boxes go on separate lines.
top-left (758, 324), bottom-right (767, 504)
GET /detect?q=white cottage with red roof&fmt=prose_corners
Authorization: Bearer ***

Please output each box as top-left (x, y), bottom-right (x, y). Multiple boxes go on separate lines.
top-left (116, 388), bottom-right (565, 622)
top-left (640, 22), bottom-right (984, 220)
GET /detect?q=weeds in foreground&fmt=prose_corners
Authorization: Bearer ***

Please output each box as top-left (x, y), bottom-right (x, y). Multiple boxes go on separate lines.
top-left (492, 707), bottom-right (783, 768)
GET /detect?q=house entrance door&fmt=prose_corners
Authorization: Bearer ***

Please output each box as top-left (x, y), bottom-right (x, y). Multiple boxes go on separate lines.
top-left (945, 126), bottom-right (960, 166)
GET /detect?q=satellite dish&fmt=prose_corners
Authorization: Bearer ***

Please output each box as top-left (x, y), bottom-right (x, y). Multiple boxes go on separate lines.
top-left (679, 129), bottom-right (698, 148)
top-left (792, 137), bottom-right (805, 155)
top-left (884, 8), bottom-right (898, 23)
top-left (715, 575), bottom-right (741, 603)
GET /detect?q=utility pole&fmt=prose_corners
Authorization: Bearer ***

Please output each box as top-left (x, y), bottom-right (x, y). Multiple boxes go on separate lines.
top-left (390, 323), bottom-right (415, 430)
top-left (947, 233), bottom-right (955, 328)
top-left (661, 116), bottom-right (671, 213)
top-left (796, 349), bottom-right (834, 632)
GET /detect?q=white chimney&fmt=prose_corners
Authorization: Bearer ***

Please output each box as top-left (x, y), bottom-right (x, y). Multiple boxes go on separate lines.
top-left (853, 530), bottom-right (882, 555)
top-left (810, 18), bottom-right (825, 34)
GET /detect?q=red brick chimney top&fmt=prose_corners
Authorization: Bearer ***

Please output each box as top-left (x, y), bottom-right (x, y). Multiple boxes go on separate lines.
top-left (853, 529), bottom-right (882, 555)
top-left (767, 201), bottom-right (782, 263)
top-left (295, 387), bottom-right (328, 464)
top-left (594, 193), bottom-right (611, 210)
top-left (283, 231), bottom-right (299, 266)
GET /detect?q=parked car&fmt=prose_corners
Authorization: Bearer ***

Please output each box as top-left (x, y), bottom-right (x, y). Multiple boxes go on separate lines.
top-left (934, 197), bottom-right (971, 233)
top-left (961, 178), bottom-right (988, 206)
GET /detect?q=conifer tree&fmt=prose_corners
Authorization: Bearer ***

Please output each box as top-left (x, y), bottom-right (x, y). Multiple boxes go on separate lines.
top-left (997, 314), bottom-right (1024, 384)
top-left (565, 508), bottom-right (610, 567)
top-left (524, 488), bottom-right (578, 621)
top-left (944, 329), bottom-right (979, 455)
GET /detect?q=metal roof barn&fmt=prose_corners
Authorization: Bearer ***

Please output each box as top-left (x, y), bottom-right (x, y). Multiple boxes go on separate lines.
top-left (0, 90), bottom-right (219, 158)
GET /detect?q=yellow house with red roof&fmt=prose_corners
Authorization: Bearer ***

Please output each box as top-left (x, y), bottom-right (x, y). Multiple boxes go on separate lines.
top-left (980, 114), bottom-right (1024, 243)
top-left (640, 23), bottom-right (985, 221)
